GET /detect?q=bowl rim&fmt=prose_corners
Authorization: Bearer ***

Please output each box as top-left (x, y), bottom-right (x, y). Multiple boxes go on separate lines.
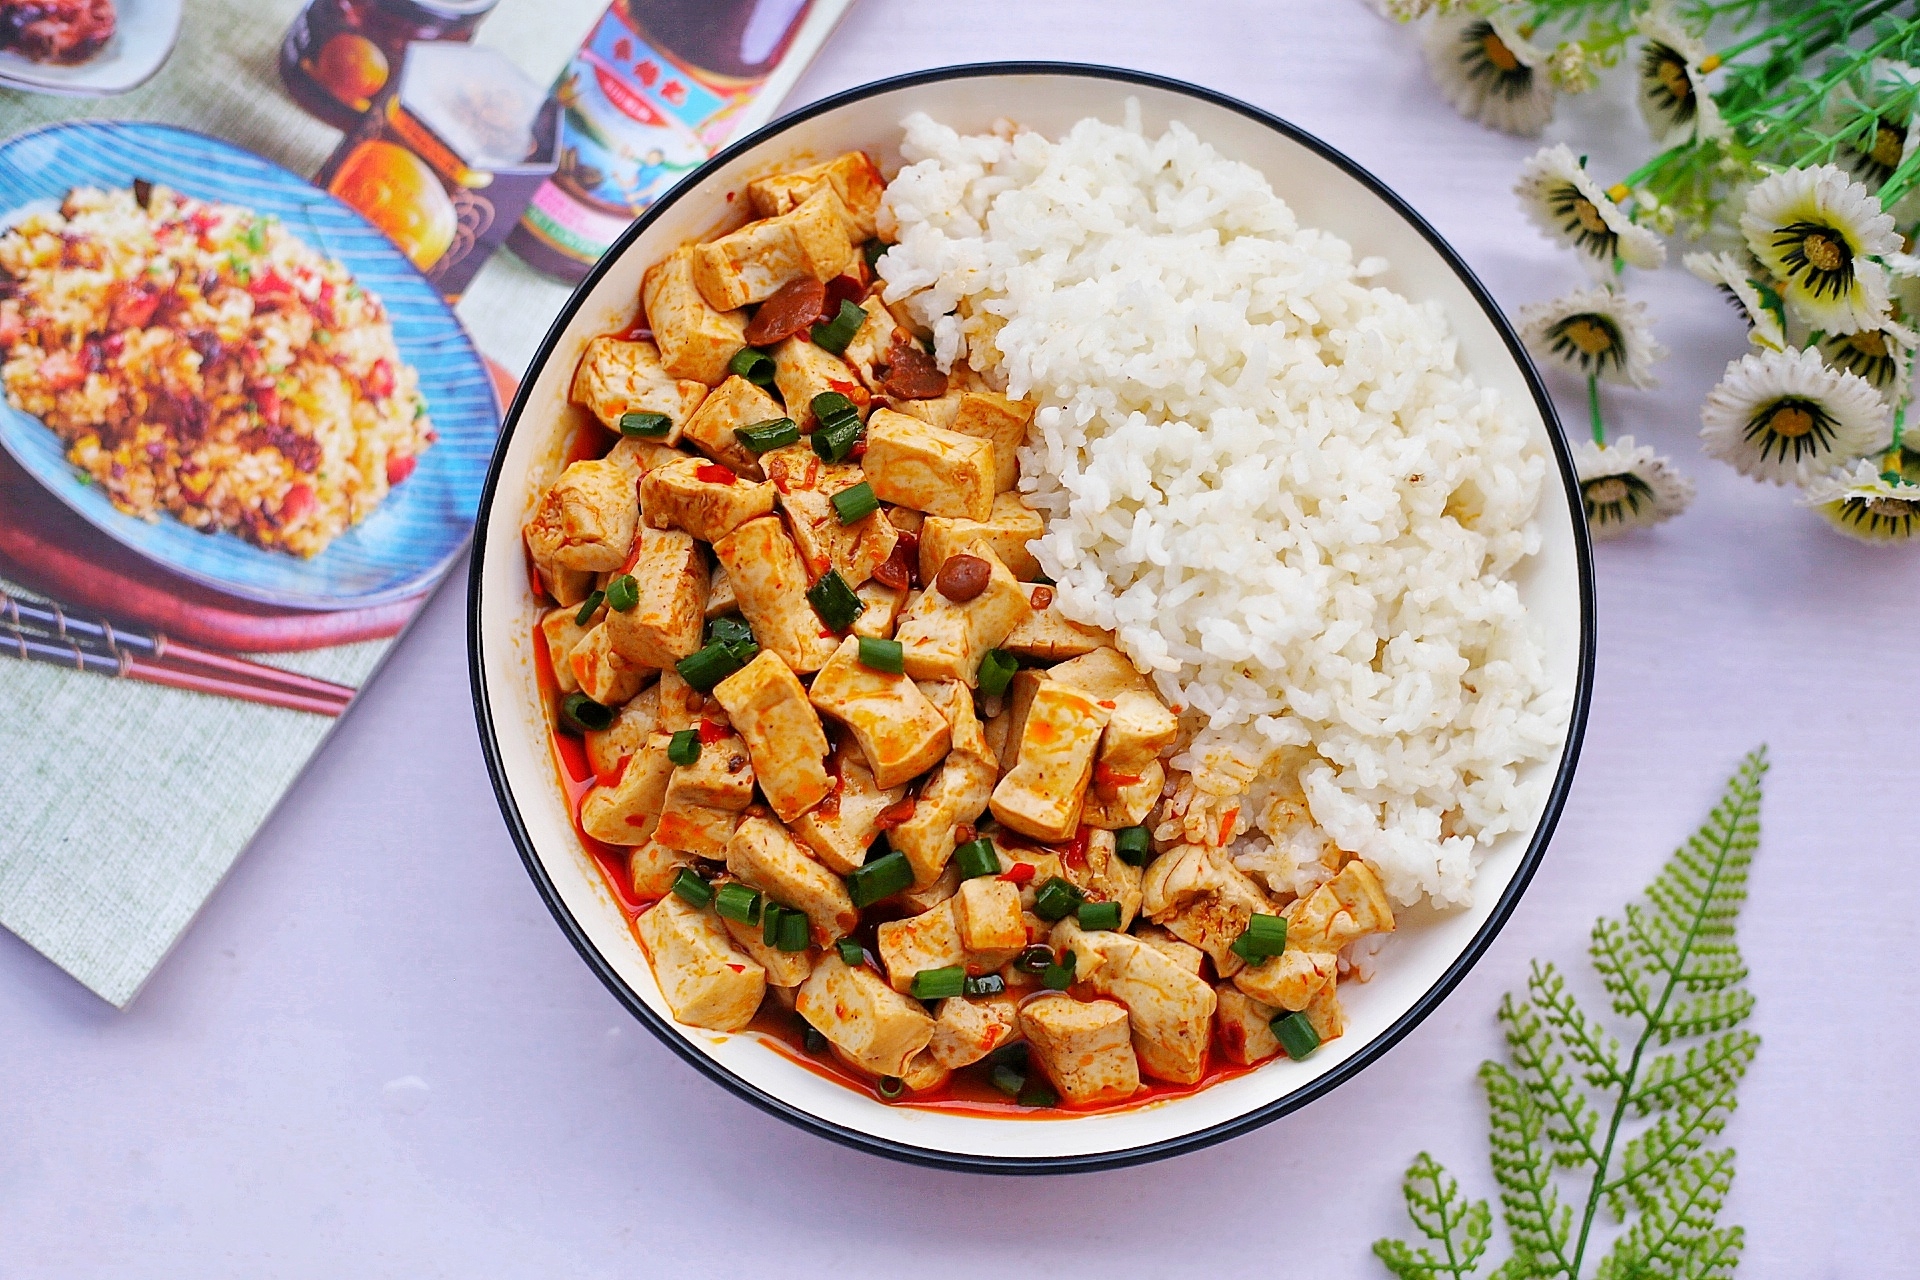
top-left (466, 59), bottom-right (1597, 1175)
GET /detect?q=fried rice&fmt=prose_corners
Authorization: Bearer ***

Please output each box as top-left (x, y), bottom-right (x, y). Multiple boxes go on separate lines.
top-left (0, 184), bottom-right (435, 557)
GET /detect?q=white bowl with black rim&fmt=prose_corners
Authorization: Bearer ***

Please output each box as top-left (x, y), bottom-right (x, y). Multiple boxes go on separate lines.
top-left (467, 62), bottom-right (1595, 1173)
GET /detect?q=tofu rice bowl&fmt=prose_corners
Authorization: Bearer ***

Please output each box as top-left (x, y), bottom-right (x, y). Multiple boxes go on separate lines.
top-left (521, 105), bottom-right (1568, 1113)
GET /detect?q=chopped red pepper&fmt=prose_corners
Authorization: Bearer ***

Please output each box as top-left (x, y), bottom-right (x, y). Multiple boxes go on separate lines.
top-left (595, 753), bottom-right (632, 789)
top-left (385, 453), bottom-right (417, 486)
top-left (875, 797), bottom-right (917, 830)
top-left (1061, 826), bottom-right (1090, 869)
top-left (1094, 762), bottom-right (1144, 790)
top-left (697, 718), bottom-right (727, 745)
top-left (1001, 861), bottom-right (1036, 886)
top-left (696, 463), bottom-right (738, 485)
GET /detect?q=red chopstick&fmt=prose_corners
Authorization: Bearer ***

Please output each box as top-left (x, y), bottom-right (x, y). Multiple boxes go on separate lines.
top-left (124, 655), bottom-right (354, 716)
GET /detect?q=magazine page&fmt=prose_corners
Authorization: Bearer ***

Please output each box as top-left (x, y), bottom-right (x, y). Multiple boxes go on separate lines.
top-left (0, 0), bottom-right (851, 1006)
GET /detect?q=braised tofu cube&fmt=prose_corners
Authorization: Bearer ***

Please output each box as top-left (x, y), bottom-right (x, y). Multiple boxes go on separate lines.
top-left (1233, 947), bottom-right (1340, 1013)
top-left (948, 392), bottom-right (1035, 493)
top-left (807, 636), bottom-right (950, 789)
top-left (1214, 985), bottom-right (1282, 1066)
top-left (1000, 586), bottom-right (1112, 660)
top-left (898, 862), bottom-right (961, 915)
top-left (1044, 646), bottom-right (1155, 702)
top-left (662, 729), bottom-right (754, 812)
top-left (797, 954), bottom-right (934, 1077)
top-left (711, 651), bottom-right (831, 821)
top-left (771, 450), bottom-right (897, 588)
top-left (928, 993), bottom-right (1021, 1070)
top-left (693, 188), bottom-right (856, 311)
top-left (642, 244), bottom-right (747, 384)
top-left (635, 895), bottom-right (766, 1033)
top-left (726, 815), bottom-right (857, 940)
top-left (1061, 828), bottom-right (1145, 931)
top-left (996, 669), bottom-right (1046, 774)
top-left (571, 335), bottom-right (707, 439)
top-left (851, 581), bottom-right (907, 638)
top-left (711, 516), bottom-right (839, 674)
top-left (1304, 983), bottom-right (1347, 1044)
top-left (722, 913), bottom-right (815, 988)
top-left (652, 795), bottom-right (740, 861)
top-left (1054, 919), bottom-right (1217, 1085)
top-left (641, 454), bottom-right (776, 543)
top-left (602, 437), bottom-right (687, 486)
top-left (989, 682), bottom-right (1110, 842)
top-left (527, 458), bottom-right (639, 573)
top-left (1048, 648), bottom-right (1180, 776)
top-left (954, 877), bottom-right (1026, 954)
top-left (1081, 759), bottom-right (1166, 830)
top-left (895, 547), bottom-right (1032, 684)
top-left (771, 336), bottom-right (867, 430)
top-left (889, 679), bottom-right (996, 886)
top-left (863, 408), bottom-right (993, 520)
top-left (705, 562), bottom-right (738, 620)
top-left (629, 841), bottom-right (696, 898)
top-left (1134, 926), bottom-right (1207, 975)
top-left (570, 622), bottom-right (649, 706)
top-left (584, 683), bottom-right (661, 776)
top-left (604, 525), bottom-right (706, 669)
top-left (747, 151), bottom-right (886, 240)
top-left (680, 374), bottom-right (782, 478)
top-left (653, 665), bottom-right (705, 732)
top-left (895, 1046), bottom-right (952, 1094)
top-left (540, 606), bottom-right (593, 695)
top-left (580, 731), bottom-right (674, 846)
top-left (789, 740), bottom-right (904, 875)
top-left (990, 836), bottom-right (1065, 912)
top-left (918, 494), bottom-right (1044, 583)
top-left (1140, 843), bottom-right (1275, 977)
top-left (1019, 995), bottom-right (1140, 1105)
top-left (875, 899), bottom-right (967, 994)
top-left (891, 389), bottom-right (964, 431)
top-left (1289, 859), bottom-right (1395, 951)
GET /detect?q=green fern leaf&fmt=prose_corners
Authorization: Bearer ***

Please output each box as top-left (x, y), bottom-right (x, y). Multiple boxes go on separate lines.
top-left (1499, 994), bottom-right (1603, 1171)
top-left (1481, 1061), bottom-right (1576, 1277)
top-left (1650, 989), bottom-right (1757, 1046)
top-left (1677, 1226), bottom-right (1744, 1280)
top-left (1630, 1032), bottom-right (1759, 1117)
top-left (1594, 1149), bottom-right (1736, 1280)
top-left (1528, 961), bottom-right (1624, 1092)
top-left (1589, 916), bottom-right (1658, 1026)
top-left (1607, 1074), bottom-right (1741, 1219)
top-left (1372, 1153), bottom-right (1493, 1279)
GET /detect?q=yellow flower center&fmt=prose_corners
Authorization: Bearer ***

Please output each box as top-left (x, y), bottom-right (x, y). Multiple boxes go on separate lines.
top-left (1848, 330), bottom-right (1889, 358)
top-left (1563, 317), bottom-right (1617, 355)
top-left (1803, 231), bottom-right (1845, 272)
top-left (1573, 198), bottom-right (1609, 235)
top-left (1481, 32), bottom-right (1520, 73)
top-left (1654, 57), bottom-right (1692, 101)
top-left (1872, 123), bottom-right (1904, 170)
top-left (1586, 476), bottom-right (1630, 504)
top-left (1765, 404), bottom-right (1816, 438)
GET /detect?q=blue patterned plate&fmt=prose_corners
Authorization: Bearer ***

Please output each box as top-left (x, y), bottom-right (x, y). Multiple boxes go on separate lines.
top-left (0, 121), bottom-right (499, 610)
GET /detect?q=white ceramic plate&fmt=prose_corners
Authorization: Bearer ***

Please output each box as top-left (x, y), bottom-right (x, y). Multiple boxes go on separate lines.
top-left (468, 64), bottom-right (1595, 1172)
top-left (0, 0), bottom-right (183, 97)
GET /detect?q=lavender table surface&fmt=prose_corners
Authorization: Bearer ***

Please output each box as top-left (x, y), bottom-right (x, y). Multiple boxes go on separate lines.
top-left (3, 3), bottom-right (1913, 1274)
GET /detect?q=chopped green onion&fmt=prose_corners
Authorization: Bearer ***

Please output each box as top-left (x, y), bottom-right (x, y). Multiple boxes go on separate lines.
top-left (846, 849), bottom-right (913, 908)
top-left (1272, 1011), bottom-right (1321, 1060)
top-left (762, 902), bottom-right (787, 948)
top-left (706, 614), bottom-right (752, 647)
top-left (1031, 876), bottom-right (1084, 922)
top-left (1077, 900), bottom-right (1121, 931)
top-left (676, 641), bottom-right (746, 693)
top-left (1014, 944), bottom-right (1055, 974)
top-left (856, 635), bottom-right (904, 674)
top-left (617, 410), bottom-right (671, 437)
top-left (831, 481), bottom-right (879, 525)
top-left (990, 1063), bottom-right (1025, 1097)
top-left (573, 589), bottom-right (605, 626)
top-left (877, 1076), bottom-right (904, 1100)
top-left (811, 391), bottom-right (856, 424)
top-left (803, 1025), bottom-right (828, 1054)
top-left (728, 347), bottom-right (777, 387)
top-left (733, 416), bottom-right (798, 452)
top-left (806, 569), bottom-right (865, 632)
top-left (976, 649), bottom-right (1018, 698)
top-left (671, 868), bottom-right (712, 907)
top-left (862, 239), bottom-right (890, 270)
top-left (911, 965), bottom-right (966, 1001)
top-left (777, 906), bottom-right (809, 952)
top-left (954, 838), bottom-right (999, 880)
top-left (988, 1041), bottom-right (1029, 1068)
top-left (667, 729), bottom-right (701, 766)
top-left (1016, 1078), bottom-right (1059, 1108)
top-left (558, 692), bottom-right (613, 734)
top-left (1041, 949), bottom-right (1077, 991)
top-left (714, 881), bottom-right (762, 925)
top-left (810, 411), bottom-right (863, 463)
top-left (1114, 825), bottom-right (1153, 867)
top-left (963, 972), bottom-right (1005, 997)
top-left (810, 298), bottom-right (866, 354)
top-left (1229, 913), bottom-right (1289, 964)
top-left (836, 937), bottom-right (865, 967)
top-left (604, 574), bottom-right (640, 612)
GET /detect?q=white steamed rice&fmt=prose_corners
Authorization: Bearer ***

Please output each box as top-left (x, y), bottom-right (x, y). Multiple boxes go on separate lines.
top-left (877, 106), bottom-right (1568, 909)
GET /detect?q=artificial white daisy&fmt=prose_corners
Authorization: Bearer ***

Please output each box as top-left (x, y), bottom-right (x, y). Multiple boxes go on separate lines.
top-left (1518, 286), bottom-right (1666, 388)
top-left (1634, 8), bottom-right (1727, 148)
top-left (1824, 61), bottom-right (1920, 190)
top-left (1800, 458), bottom-right (1920, 543)
top-left (1547, 41), bottom-right (1598, 95)
top-left (1740, 164), bottom-right (1900, 334)
top-left (1572, 435), bottom-right (1694, 536)
top-left (1684, 251), bottom-right (1788, 351)
top-left (1817, 319), bottom-right (1917, 400)
top-left (1424, 14), bottom-right (1556, 137)
top-left (1516, 144), bottom-right (1667, 271)
top-left (1700, 346), bottom-right (1892, 486)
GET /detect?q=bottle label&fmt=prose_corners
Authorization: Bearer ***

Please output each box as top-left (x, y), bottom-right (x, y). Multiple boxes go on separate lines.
top-left (551, 6), bottom-right (759, 220)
